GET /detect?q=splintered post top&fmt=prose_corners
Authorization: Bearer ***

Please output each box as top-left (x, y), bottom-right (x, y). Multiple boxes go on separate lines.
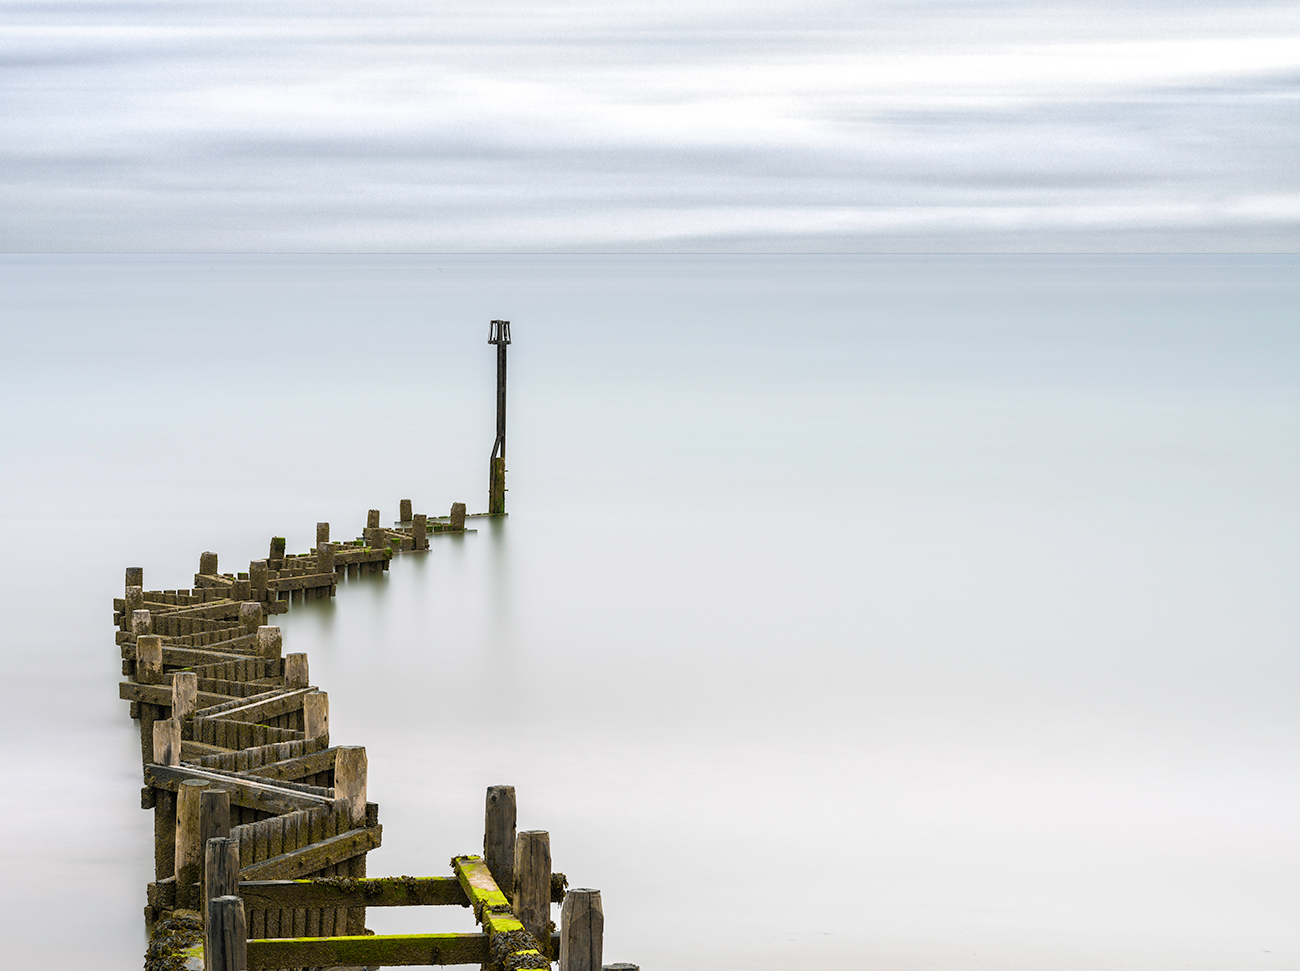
top-left (488, 319), bottom-right (511, 345)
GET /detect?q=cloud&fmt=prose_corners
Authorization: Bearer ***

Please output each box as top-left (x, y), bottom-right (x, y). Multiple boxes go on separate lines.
top-left (1, 0), bottom-right (1297, 250)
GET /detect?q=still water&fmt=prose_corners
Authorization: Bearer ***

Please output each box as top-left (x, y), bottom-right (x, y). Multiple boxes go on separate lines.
top-left (0, 255), bottom-right (1297, 970)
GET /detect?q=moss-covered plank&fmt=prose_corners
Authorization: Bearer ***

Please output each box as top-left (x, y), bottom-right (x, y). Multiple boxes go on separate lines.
top-left (240, 875), bottom-right (468, 909)
top-left (451, 855), bottom-right (549, 970)
top-left (246, 931), bottom-right (486, 969)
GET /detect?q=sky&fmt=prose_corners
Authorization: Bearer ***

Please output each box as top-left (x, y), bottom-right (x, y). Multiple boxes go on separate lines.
top-left (2, 0), bottom-right (1299, 252)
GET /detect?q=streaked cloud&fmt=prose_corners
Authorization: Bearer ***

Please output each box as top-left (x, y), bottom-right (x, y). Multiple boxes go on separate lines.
top-left (1, 0), bottom-right (1297, 250)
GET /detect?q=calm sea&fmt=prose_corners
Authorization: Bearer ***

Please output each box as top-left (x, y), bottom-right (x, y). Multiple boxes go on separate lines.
top-left (1, 254), bottom-right (1297, 970)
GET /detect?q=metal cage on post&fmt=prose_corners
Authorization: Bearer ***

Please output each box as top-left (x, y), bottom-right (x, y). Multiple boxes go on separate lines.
top-left (488, 320), bottom-right (510, 514)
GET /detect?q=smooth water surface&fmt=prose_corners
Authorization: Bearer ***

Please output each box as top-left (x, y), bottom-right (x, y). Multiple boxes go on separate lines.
top-left (0, 255), bottom-right (1297, 969)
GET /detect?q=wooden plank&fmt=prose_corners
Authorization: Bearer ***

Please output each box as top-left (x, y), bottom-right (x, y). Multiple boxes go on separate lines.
top-left (240, 876), bottom-right (469, 909)
top-left (246, 932), bottom-right (487, 969)
top-left (122, 643), bottom-right (253, 667)
top-left (144, 764), bottom-right (333, 814)
top-left (121, 681), bottom-right (231, 710)
top-left (265, 573), bottom-right (335, 592)
top-left (206, 687), bottom-right (314, 725)
top-left (245, 747), bottom-right (337, 783)
top-left (452, 854), bottom-right (547, 966)
top-left (238, 825), bottom-right (383, 881)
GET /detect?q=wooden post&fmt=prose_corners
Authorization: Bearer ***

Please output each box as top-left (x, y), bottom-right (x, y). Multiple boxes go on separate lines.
top-left (207, 895), bottom-right (247, 971)
top-left (249, 560), bottom-right (268, 602)
top-left (204, 838), bottom-right (240, 971)
top-left (284, 653), bottom-right (309, 689)
top-left (198, 551), bottom-right (218, 576)
top-left (304, 691), bottom-right (329, 742)
top-left (450, 502), bottom-right (467, 531)
top-left (176, 778), bottom-right (210, 910)
top-left (399, 499), bottom-right (412, 522)
top-left (154, 789), bottom-right (176, 881)
top-left (484, 784), bottom-right (516, 897)
top-left (126, 566), bottom-right (143, 589)
top-left (257, 625), bottom-right (282, 668)
top-left (560, 889), bottom-right (603, 971)
top-left (269, 536), bottom-right (286, 560)
top-left (199, 788), bottom-right (231, 912)
top-left (334, 747), bottom-right (367, 827)
top-left (136, 635), bottom-right (164, 684)
top-left (132, 609), bottom-right (152, 637)
top-left (173, 671), bottom-right (198, 722)
top-left (316, 522), bottom-right (330, 546)
top-left (317, 541), bottom-right (335, 578)
top-left (125, 585), bottom-right (144, 619)
top-left (488, 318), bottom-right (509, 515)
top-left (412, 513), bottom-right (428, 550)
top-left (514, 830), bottom-right (552, 956)
top-left (152, 718), bottom-right (181, 766)
top-left (367, 509), bottom-right (380, 530)
top-left (239, 601), bottom-right (263, 633)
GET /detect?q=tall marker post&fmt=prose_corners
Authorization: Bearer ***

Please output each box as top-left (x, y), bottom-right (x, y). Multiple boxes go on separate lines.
top-left (488, 319), bottom-right (510, 515)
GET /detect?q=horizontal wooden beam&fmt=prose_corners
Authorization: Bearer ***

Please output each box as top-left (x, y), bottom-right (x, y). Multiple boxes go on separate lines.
top-left (238, 825), bottom-right (382, 881)
top-left (245, 747), bottom-right (338, 782)
top-left (180, 739), bottom-right (233, 760)
top-left (266, 573), bottom-right (335, 592)
top-left (203, 687), bottom-right (314, 724)
top-left (144, 764), bottom-right (332, 814)
top-left (240, 876), bottom-right (468, 909)
top-left (246, 931), bottom-right (485, 969)
top-left (122, 643), bottom-right (254, 666)
top-left (120, 682), bottom-right (230, 710)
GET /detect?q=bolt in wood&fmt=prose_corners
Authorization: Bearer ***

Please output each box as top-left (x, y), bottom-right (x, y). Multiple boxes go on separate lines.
top-left (515, 830), bottom-right (552, 956)
top-left (560, 888), bottom-right (604, 971)
top-left (334, 747), bottom-right (367, 827)
top-left (484, 784), bottom-right (517, 896)
top-left (176, 778), bottom-right (210, 909)
top-left (207, 895), bottom-right (247, 971)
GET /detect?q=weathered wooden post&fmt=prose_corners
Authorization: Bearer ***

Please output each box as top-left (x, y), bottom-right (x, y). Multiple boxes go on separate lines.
top-left (488, 319), bottom-right (510, 515)
top-left (204, 838), bottom-right (240, 971)
top-left (152, 718), bottom-right (181, 766)
top-left (484, 784), bottom-right (517, 896)
top-left (132, 609), bottom-right (152, 637)
top-left (199, 789), bottom-right (231, 912)
top-left (249, 559), bottom-right (268, 603)
top-left (317, 542), bottom-right (335, 584)
top-left (198, 551), bottom-right (218, 576)
top-left (207, 895), bottom-right (247, 971)
top-left (256, 625), bottom-right (282, 674)
top-left (399, 499), bottom-right (412, 522)
top-left (125, 584), bottom-right (144, 620)
top-left (514, 830), bottom-right (552, 956)
top-left (126, 566), bottom-right (143, 588)
top-left (304, 691), bottom-right (329, 742)
top-left (269, 536), bottom-right (286, 561)
top-left (284, 653), bottom-right (309, 689)
top-left (450, 502), bottom-right (467, 531)
top-left (334, 747), bottom-right (367, 826)
top-left (560, 889), bottom-right (603, 971)
top-left (137, 634), bottom-right (164, 684)
top-left (412, 512), bottom-right (428, 550)
top-left (176, 779), bottom-right (211, 909)
top-left (239, 601), bottom-right (263, 633)
top-left (316, 522), bottom-right (330, 546)
top-left (172, 671), bottom-right (198, 722)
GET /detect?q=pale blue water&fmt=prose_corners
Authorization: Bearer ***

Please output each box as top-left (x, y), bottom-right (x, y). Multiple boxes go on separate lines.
top-left (1, 255), bottom-right (1297, 970)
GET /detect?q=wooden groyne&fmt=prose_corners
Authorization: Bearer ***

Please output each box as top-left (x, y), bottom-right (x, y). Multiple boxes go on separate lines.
top-left (119, 322), bottom-right (635, 971)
